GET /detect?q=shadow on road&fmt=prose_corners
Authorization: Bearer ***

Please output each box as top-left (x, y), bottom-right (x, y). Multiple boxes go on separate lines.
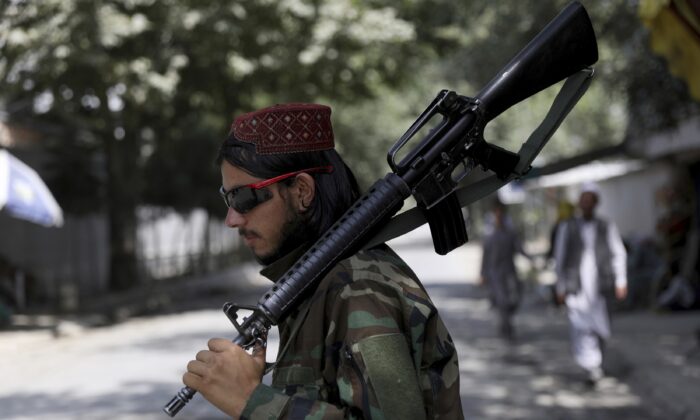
top-left (426, 282), bottom-right (667, 420)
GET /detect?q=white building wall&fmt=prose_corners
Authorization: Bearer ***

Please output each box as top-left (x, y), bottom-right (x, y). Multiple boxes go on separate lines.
top-left (561, 161), bottom-right (674, 239)
top-left (136, 207), bottom-right (241, 279)
top-left (596, 162), bottom-right (673, 239)
top-left (526, 158), bottom-right (678, 242)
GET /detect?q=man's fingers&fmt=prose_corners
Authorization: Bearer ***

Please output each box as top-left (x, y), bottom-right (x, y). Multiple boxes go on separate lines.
top-left (187, 359), bottom-right (208, 376)
top-left (208, 337), bottom-right (236, 352)
top-left (206, 336), bottom-right (267, 374)
top-left (196, 350), bottom-right (214, 362)
top-left (182, 371), bottom-right (202, 390)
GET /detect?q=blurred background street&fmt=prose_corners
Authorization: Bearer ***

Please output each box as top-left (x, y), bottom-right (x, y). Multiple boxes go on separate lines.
top-left (1, 226), bottom-right (699, 419)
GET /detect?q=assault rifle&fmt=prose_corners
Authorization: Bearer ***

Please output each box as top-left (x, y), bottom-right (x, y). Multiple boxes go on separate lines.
top-left (164, 1), bottom-right (598, 415)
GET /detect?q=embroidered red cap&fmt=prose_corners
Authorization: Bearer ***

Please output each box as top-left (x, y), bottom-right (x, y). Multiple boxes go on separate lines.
top-left (230, 103), bottom-right (335, 155)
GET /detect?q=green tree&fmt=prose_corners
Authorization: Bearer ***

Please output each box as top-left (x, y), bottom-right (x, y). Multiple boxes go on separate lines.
top-left (2, 0), bottom-right (697, 293)
top-left (0, 0), bottom-right (458, 290)
top-left (432, 0), bottom-right (699, 159)
top-left (337, 0), bottom-right (699, 182)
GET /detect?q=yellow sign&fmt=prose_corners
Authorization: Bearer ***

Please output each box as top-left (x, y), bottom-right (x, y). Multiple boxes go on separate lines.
top-left (640, 0), bottom-right (700, 100)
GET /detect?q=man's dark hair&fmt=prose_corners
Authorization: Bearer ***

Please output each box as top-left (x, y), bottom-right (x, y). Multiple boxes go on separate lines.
top-left (217, 135), bottom-right (361, 239)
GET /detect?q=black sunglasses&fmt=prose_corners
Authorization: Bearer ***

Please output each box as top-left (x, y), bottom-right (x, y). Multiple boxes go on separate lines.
top-left (219, 166), bottom-right (333, 214)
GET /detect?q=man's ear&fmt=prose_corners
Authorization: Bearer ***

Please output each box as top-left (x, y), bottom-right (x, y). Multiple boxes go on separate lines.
top-left (292, 173), bottom-right (316, 212)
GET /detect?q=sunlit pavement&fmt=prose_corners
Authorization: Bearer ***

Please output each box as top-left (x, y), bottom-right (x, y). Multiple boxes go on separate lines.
top-left (432, 283), bottom-right (688, 420)
top-left (1, 226), bottom-right (699, 419)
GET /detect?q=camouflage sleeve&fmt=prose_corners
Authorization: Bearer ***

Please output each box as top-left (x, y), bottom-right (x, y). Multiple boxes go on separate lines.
top-left (240, 384), bottom-right (289, 419)
top-left (325, 269), bottom-right (424, 419)
top-left (240, 383), bottom-right (355, 419)
top-left (330, 252), bottom-right (461, 419)
top-left (241, 252), bottom-right (461, 419)
top-left (239, 270), bottom-right (407, 420)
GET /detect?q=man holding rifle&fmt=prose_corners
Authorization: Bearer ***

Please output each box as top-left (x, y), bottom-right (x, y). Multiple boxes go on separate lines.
top-left (181, 103), bottom-right (463, 419)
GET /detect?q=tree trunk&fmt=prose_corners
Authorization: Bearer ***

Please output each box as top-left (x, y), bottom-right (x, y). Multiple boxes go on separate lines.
top-left (105, 134), bottom-right (140, 291)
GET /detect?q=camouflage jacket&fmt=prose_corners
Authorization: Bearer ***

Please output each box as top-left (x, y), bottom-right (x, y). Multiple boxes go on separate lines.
top-left (240, 244), bottom-right (463, 420)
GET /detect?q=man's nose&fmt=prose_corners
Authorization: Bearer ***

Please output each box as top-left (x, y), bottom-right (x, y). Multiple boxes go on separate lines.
top-left (225, 207), bottom-right (245, 228)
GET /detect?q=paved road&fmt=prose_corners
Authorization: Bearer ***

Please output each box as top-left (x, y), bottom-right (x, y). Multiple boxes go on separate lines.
top-left (433, 283), bottom-right (667, 420)
top-left (0, 228), bottom-right (697, 419)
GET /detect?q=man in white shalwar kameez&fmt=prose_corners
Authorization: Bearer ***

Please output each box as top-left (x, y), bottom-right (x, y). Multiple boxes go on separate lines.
top-left (554, 183), bottom-right (627, 384)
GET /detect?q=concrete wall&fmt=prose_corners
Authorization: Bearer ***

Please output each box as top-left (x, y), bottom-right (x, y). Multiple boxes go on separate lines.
top-left (593, 162), bottom-right (673, 239)
top-left (531, 160), bottom-right (676, 241)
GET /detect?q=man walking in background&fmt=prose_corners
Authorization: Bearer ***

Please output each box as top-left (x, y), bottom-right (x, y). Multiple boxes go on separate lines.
top-left (480, 199), bottom-right (532, 340)
top-left (554, 182), bottom-right (628, 386)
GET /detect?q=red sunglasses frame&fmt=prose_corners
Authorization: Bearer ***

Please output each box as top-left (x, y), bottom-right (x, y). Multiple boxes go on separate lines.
top-left (220, 165), bottom-right (334, 213)
top-left (246, 165), bottom-right (334, 190)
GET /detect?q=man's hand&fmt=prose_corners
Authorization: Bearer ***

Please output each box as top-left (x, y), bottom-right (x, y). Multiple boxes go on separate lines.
top-left (615, 285), bottom-right (628, 301)
top-left (183, 338), bottom-right (266, 418)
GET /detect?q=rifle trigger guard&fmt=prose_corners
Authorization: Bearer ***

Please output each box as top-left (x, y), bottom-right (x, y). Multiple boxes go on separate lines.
top-left (222, 302), bottom-right (257, 339)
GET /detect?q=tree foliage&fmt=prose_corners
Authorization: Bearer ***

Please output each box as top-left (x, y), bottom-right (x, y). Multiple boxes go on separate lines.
top-left (0, 0), bottom-right (458, 289)
top-left (1, 0), bottom-right (697, 289)
top-left (336, 0), bottom-right (699, 178)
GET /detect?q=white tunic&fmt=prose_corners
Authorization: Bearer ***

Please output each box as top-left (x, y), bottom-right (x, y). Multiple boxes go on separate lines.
top-left (555, 218), bottom-right (627, 370)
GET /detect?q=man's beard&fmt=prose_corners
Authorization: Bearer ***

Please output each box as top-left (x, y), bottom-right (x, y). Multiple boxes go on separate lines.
top-left (255, 210), bottom-right (313, 266)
